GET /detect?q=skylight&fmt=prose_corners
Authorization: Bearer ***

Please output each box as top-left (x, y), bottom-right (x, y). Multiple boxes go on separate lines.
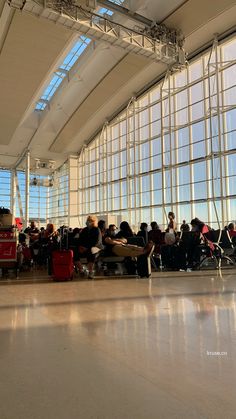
top-left (98, 7), bottom-right (113, 16)
top-left (98, 0), bottom-right (125, 17)
top-left (35, 1), bottom-right (124, 111)
top-left (35, 35), bottom-right (91, 111)
top-left (108, 0), bottom-right (125, 5)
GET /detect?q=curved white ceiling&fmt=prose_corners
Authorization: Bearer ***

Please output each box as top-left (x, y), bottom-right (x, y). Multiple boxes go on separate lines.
top-left (0, 0), bottom-right (236, 172)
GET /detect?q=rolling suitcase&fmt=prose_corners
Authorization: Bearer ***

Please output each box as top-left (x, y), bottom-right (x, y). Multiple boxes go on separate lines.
top-left (52, 249), bottom-right (74, 281)
top-left (52, 228), bottom-right (74, 281)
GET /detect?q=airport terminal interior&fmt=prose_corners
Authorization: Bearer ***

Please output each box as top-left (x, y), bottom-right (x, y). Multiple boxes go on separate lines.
top-left (0, 0), bottom-right (236, 417)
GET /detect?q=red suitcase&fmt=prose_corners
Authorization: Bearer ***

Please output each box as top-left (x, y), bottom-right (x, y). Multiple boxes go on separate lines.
top-left (52, 250), bottom-right (74, 281)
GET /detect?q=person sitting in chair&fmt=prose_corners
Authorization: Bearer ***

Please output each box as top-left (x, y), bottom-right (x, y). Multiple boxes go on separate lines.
top-left (77, 215), bottom-right (103, 279)
top-left (104, 223), bottom-right (153, 258)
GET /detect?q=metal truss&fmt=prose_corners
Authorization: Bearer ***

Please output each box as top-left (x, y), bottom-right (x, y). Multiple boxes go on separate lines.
top-left (7, 0), bottom-right (186, 67)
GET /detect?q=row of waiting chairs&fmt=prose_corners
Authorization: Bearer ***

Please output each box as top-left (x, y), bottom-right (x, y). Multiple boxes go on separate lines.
top-left (64, 230), bottom-right (236, 276)
top-left (151, 229), bottom-right (236, 271)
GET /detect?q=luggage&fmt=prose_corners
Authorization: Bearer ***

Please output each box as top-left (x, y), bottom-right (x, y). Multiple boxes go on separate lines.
top-left (0, 207), bottom-right (10, 214)
top-left (136, 246), bottom-right (154, 278)
top-left (22, 245), bottom-right (32, 263)
top-left (51, 226), bottom-right (74, 281)
top-left (0, 214), bottom-right (13, 226)
top-left (124, 257), bottom-right (137, 275)
top-left (161, 244), bottom-right (186, 270)
top-left (52, 249), bottom-right (74, 281)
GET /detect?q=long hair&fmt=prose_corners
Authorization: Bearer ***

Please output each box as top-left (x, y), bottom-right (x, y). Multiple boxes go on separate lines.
top-left (120, 221), bottom-right (133, 236)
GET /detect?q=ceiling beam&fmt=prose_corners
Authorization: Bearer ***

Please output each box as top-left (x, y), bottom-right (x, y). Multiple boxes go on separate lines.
top-left (7, 0), bottom-right (185, 66)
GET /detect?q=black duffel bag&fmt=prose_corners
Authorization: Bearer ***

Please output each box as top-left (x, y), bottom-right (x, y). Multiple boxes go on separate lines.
top-left (0, 207), bottom-right (10, 214)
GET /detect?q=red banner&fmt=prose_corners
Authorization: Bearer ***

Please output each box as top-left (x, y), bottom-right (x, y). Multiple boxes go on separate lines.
top-left (0, 242), bottom-right (17, 260)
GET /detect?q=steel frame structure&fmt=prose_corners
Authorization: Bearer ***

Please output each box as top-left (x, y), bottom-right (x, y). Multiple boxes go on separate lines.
top-left (75, 34), bottom-right (236, 230)
top-left (7, 0), bottom-right (185, 67)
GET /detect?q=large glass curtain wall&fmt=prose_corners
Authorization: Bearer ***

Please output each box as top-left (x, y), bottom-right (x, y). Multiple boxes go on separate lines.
top-left (48, 162), bottom-right (69, 227)
top-left (0, 170), bottom-right (49, 226)
top-left (0, 169), bottom-right (11, 209)
top-left (16, 172), bottom-right (49, 225)
top-left (0, 165), bottom-right (68, 228)
top-left (77, 34), bottom-right (236, 230)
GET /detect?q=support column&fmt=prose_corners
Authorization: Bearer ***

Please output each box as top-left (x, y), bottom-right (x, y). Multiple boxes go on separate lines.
top-left (68, 155), bottom-right (79, 228)
top-left (24, 150), bottom-right (30, 230)
top-left (160, 74), bottom-right (168, 227)
top-left (207, 38), bottom-right (221, 229)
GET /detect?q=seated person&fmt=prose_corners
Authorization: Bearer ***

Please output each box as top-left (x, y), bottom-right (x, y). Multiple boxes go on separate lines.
top-left (148, 221), bottom-right (163, 253)
top-left (24, 221), bottom-right (39, 245)
top-left (116, 221), bottom-right (135, 240)
top-left (103, 224), bottom-right (126, 256)
top-left (161, 230), bottom-right (183, 270)
top-left (228, 223), bottom-right (236, 242)
top-left (180, 220), bottom-right (190, 232)
top-left (98, 220), bottom-right (106, 237)
top-left (24, 221), bottom-right (40, 263)
top-left (137, 223), bottom-right (148, 245)
top-left (188, 218), bottom-right (213, 267)
top-left (71, 228), bottom-right (82, 272)
top-left (191, 217), bottom-right (209, 234)
top-left (103, 224), bottom-right (153, 258)
top-left (77, 215), bottom-right (103, 279)
top-left (45, 224), bottom-right (60, 275)
top-left (17, 233), bottom-right (32, 270)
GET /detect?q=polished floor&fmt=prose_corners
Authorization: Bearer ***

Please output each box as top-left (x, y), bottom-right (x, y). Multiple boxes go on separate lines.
top-left (0, 270), bottom-right (236, 419)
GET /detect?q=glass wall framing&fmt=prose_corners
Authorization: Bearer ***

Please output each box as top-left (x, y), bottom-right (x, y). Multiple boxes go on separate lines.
top-left (16, 171), bottom-right (49, 225)
top-left (49, 162), bottom-right (69, 227)
top-left (0, 169), bottom-right (11, 209)
top-left (0, 169), bottom-right (50, 227)
top-left (77, 34), bottom-right (236, 230)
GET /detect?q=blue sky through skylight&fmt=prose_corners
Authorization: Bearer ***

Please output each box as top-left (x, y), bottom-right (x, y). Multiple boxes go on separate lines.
top-left (98, 0), bottom-right (124, 17)
top-left (35, 36), bottom-right (91, 111)
top-left (35, 1), bottom-right (124, 111)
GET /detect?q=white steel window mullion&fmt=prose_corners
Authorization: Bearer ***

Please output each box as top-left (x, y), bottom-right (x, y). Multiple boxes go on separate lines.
top-left (215, 40), bottom-right (225, 226)
top-left (160, 77), bottom-right (167, 227)
top-left (202, 54), bottom-right (212, 225)
top-left (207, 40), bottom-right (221, 228)
top-left (149, 92), bottom-right (154, 222)
top-left (167, 74), bottom-right (174, 212)
top-left (98, 130), bottom-right (102, 215)
top-left (221, 46), bottom-right (230, 223)
top-left (126, 100), bottom-right (131, 221)
top-left (46, 175), bottom-right (49, 225)
top-left (119, 121), bottom-right (122, 214)
top-left (220, 44), bottom-right (229, 223)
top-left (102, 129), bottom-right (106, 215)
top-left (82, 148), bottom-right (86, 217)
top-left (105, 124), bottom-right (109, 217)
top-left (137, 102), bottom-right (141, 226)
top-left (187, 64), bottom-right (194, 222)
top-left (106, 124), bottom-right (111, 215)
top-left (133, 99), bottom-right (138, 228)
top-left (173, 76), bottom-right (179, 225)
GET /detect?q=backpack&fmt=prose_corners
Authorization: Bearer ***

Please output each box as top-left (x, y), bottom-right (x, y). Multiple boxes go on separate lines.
top-left (0, 207), bottom-right (10, 214)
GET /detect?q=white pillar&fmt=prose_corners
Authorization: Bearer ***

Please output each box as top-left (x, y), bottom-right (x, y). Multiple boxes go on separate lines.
top-left (24, 150), bottom-right (30, 230)
top-left (68, 155), bottom-right (79, 228)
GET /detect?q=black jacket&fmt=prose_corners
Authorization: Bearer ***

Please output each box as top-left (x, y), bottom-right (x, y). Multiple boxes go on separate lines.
top-left (79, 227), bottom-right (103, 249)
